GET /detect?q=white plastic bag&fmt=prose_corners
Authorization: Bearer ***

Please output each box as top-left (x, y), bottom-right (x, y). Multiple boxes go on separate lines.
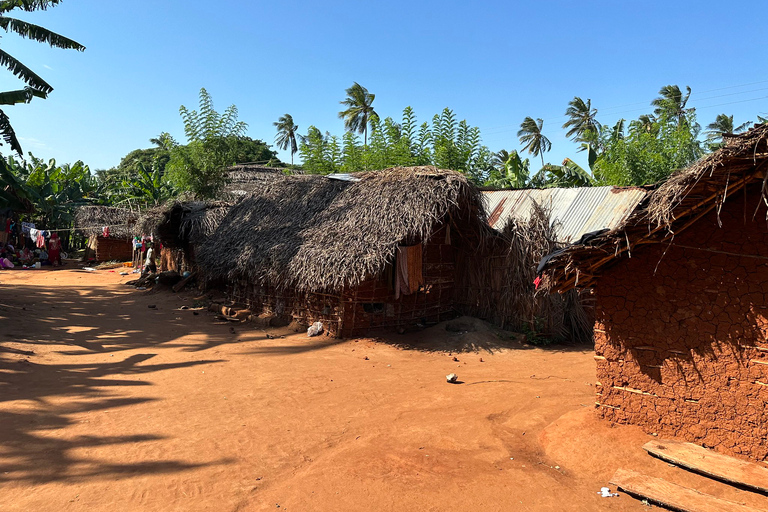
top-left (307, 321), bottom-right (324, 337)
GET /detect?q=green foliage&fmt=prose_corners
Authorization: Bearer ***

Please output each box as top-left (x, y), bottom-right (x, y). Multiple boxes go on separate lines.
top-left (485, 150), bottom-right (530, 189)
top-left (705, 113), bottom-right (752, 150)
top-left (338, 82), bottom-right (377, 145)
top-left (517, 117), bottom-right (551, 167)
top-left (300, 106), bottom-right (492, 182)
top-left (651, 85), bottom-right (692, 127)
top-left (0, 0), bottom-right (83, 154)
top-left (167, 88), bottom-right (277, 198)
top-left (593, 112), bottom-right (703, 186)
top-left (563, 97), bottom-right (601, 143)
top-left (273, 114), bottom-right (299, 165)
top-left (3, 153), bottom-right (96, 227)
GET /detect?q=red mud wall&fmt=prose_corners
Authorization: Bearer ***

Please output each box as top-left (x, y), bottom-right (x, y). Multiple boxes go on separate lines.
top-left (94, 236), bottom-right (132, 262)
top-left (340, 224), bottom-right (456, 336)
top-left (595, 186), bottom-right (768, 460)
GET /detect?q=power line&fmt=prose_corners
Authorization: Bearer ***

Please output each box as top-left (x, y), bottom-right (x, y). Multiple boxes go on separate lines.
top-left (481, 79), bottom-right (768, 135)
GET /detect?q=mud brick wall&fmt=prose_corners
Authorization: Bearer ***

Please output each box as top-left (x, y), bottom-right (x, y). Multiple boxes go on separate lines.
top-left (228, 224), bottom-right (457, 337)
top-left (93, 236), bottom-right (132, 262)
top-left (594, 187), bottom-right (768, 460)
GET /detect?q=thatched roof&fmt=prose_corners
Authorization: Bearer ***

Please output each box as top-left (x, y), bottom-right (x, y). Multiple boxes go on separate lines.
top-left (540, 123), bottom-right (768, 292)
top-left (196, 166), bottom-right (489, 292)
top-left (74, 206), bottom-right (140, 239)
top-left (137, 200), bottom-right (234, 248)
top-left (223, 165), bottom-right (288, 199)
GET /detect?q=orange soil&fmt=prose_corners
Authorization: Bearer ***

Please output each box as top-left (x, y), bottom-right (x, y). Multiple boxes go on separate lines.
top-left (0, 267), bottom-right (765, 511)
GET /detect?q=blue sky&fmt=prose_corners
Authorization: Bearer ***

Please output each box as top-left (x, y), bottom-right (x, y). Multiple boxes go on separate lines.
top-left (2, 0), bottom-right (768, 171)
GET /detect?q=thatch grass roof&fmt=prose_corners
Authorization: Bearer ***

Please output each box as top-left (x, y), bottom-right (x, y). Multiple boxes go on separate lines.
top-left (137, 201), bottom-right (234, 248)
top-left (196, 166), bottom-right (489, 292)
top-left (223, 165), bottom-right (289, 199)
top-left (74, 206), bottom-right (140, 239)
top-left (540, 123), bottom-right (768, 291)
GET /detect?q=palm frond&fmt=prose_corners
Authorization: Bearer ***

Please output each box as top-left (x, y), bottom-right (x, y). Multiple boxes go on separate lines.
top-left (0, 86), bottom-right (44, 104)
top-left (0, 48), bottom-right (52, 92)
top-left (0, 17), bottom-right (84, 50)
top-left (0, 107), bottom-right (23, 154)
top-left (0, 1), bottom-right (63, 13)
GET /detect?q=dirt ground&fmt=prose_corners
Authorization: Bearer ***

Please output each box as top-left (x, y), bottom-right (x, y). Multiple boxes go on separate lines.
top-left (1, 267), bottom-right (766, 511)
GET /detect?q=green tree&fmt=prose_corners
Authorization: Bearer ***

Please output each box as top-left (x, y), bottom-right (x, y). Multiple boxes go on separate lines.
top-left (517, 117), bottom-right (551, 167)
top-left (7, 154), bottom-right (96, 228)
top-left (652, 85), bottom-right (693, 127)
top-left (338, 82), bottom-right (377, 145)
top-left (705, 114), bottom-right (752, 149)
top-left (167, 88), bottom-right (276, 197)
top-left (149, 132), bottom-right (177, 151)
top-left (0, 0), bottom-right (84, 154)
top-left (594, 112), bottom-right (703, 186)
top-left (273, 113), bottom-right (299, 165)
top-left (484, 150), bottom-right (530, 189)
top-left (562, 97), bottom-right (601, 144)
top-left (298, 126), bottom-right (334, 174)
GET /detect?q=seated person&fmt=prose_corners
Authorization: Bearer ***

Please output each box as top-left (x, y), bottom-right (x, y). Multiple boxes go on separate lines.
top-left (18, 246), bottom-right (33, 265)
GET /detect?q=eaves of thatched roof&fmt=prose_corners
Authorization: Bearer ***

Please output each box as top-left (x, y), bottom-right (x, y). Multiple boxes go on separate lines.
top-left (74, 206), bottom-right (141, 239)
top-left (539, 123), bottom-right (768, 292)
top-left (137, 200), bottom-right (234, 248)
top-left (196, 166), bottom-right (490, 292)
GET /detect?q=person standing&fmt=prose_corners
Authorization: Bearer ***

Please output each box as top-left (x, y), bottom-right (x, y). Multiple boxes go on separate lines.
top-left (143, 242), bottom-right (157, 275)
top-left (48, 232), bottom-right (62, 266)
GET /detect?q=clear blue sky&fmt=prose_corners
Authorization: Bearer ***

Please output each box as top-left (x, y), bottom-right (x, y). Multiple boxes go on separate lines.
top-left (2, 0), bottom-right (768, 171)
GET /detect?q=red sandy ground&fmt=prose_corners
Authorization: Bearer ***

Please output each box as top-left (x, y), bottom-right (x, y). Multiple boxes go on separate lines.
top-left (1, 267), bottom-right (767, 511)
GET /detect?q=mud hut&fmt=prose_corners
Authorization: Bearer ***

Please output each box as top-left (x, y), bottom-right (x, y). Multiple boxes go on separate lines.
top-left (74, 206), bottom-right (139, 262)
top-left (196, 167), bottom-right (492, 336)
top-left (538, 124), bottom-right (768, 460)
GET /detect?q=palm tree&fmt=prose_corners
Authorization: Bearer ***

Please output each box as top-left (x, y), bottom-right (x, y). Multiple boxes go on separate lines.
top-left (562, 97), bottom-right (601, 142)
top-left (705, 114), bottom-right (752, 148)
top-left (273, 114), bottom-right (299, 165)
top-left (149, 132), bottom-right (177, 151)
top-left (0, 1), bottom-right (84, 154)
top-left (338, 82), bottom-right (377, 145)
top-left (517, 117), bottom-right (551, 167)
top-left (651, 85), bottom-right (693, 126)
top-left (491, 149), bottom-right (510, 170)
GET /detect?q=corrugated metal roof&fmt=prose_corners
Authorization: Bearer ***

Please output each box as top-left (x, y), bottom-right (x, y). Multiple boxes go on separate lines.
top-left (482, 186), bottom-right (647, 243)
top-left (326, 173), bottom-right (361, 182)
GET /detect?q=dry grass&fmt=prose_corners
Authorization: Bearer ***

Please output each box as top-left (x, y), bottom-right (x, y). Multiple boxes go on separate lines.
top-left (196, 166), bottom-right (489, 292)
top-left (74, 206), bottom-right (140, 239)
top-left (457, 202), bottom-right (592, 343)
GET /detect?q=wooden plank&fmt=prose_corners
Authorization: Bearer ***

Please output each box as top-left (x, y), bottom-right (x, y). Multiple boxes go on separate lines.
top-left (644, 439), bottom-right (768, 494)
top-left (172, 273), bottom-right (195, 293)
top-left (610, 468), bottom-right (764, 512)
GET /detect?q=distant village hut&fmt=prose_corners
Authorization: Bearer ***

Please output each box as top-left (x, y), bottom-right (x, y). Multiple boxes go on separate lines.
top-left (538, 124), bottom-right (768, 460)
top-left (196, 167), bottom-right (492, 337)
top-left (74, 206), bottom-right (139, 262)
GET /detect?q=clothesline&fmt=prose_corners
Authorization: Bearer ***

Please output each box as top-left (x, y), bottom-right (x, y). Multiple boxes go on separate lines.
top-left (20, 223), bottom-right (137, 234)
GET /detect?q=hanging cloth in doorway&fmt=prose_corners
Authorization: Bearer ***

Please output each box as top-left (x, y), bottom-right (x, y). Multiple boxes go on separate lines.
top-left (395, 244), bottom-right (424, 299)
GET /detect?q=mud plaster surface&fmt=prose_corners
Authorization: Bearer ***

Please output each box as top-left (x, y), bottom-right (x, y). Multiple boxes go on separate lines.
top-left (595, 186), bottom-right (768, 460)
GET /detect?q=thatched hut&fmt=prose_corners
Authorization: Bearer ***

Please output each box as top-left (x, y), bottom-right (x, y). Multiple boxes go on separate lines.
top-left (196, 167), bottom-right (492, 336)
top-left (538, 123), bottom-right (768, 460)
top-left (74, 206), bottom-right (140, 262)
top-left (138, 201), bottom-right (233, 272)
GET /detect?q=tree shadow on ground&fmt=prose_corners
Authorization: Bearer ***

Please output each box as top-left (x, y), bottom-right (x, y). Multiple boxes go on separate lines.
top-left (0, 281), bottom-right (235, 484)
top-left (367, 316), bottom-right (594, 355)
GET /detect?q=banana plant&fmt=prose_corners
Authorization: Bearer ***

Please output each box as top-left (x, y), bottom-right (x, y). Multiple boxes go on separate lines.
top-left (484, 150), bottom-right (531, 189)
